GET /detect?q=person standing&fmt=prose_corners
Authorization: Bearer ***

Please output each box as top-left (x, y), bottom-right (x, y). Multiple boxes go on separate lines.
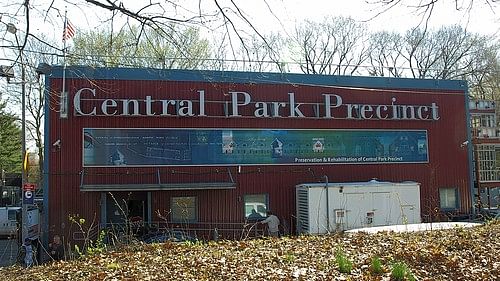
top-left (260, 211), bottom-right (280, 237)
top-left (48, 235), bottom-right (64, 261)
top-left (22, 238), bottom-right (34, 267)
top-left (247, 209), bottom-right (264, 222)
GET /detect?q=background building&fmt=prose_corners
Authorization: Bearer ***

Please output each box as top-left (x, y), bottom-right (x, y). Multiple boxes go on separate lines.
top-left (469, 99), bottom-right (500, 211)
top-left (0, 172), bottom-right (21, 207)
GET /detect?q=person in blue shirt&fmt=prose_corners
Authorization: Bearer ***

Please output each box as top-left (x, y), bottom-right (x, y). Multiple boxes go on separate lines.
top-left (248, 209), bottom-right (264, 222)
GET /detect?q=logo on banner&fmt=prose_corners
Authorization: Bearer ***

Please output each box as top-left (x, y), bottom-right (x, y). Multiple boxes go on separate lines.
top-left (23, 190), bottom-right (34, 204)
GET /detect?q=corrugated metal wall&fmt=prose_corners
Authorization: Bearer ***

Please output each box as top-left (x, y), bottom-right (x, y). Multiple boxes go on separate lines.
top-left (47, 74), bottom-right (470, 240)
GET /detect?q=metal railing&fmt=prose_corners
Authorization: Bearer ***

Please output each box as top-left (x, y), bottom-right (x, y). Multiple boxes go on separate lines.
top-left (70, 220), bottom-right (271, 245)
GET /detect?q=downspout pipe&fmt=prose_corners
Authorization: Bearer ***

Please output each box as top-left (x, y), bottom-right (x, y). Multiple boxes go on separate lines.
top-left (323, 175), bottom-right (330, 232)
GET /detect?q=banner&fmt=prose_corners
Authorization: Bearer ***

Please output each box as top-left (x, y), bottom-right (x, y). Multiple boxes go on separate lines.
top-left (83, 128), bottom-right (428, 167)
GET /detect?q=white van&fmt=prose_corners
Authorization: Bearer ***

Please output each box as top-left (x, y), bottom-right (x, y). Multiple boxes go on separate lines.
top-left (0, 206), bottom-right (20, 237)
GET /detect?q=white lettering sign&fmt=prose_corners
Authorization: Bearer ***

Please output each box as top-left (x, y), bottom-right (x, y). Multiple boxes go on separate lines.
top-left (72, 88), bottom-right (440, 121)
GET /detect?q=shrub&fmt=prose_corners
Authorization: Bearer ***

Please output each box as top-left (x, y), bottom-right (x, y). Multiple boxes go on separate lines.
top-left (335, 248), bottom-right (353, 274)
top-left (87, 230), bottom-right (107, 256)
top-left (283, 253), bottom-right (296, 264)
top-left (370, 256), bottom-right (384, 275)
top-left (391, 261), bottom-right (415, 281)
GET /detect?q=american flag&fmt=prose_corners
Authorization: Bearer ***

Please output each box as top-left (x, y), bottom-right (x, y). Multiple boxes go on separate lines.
top-left (63, 19), bottom-right (76, 41)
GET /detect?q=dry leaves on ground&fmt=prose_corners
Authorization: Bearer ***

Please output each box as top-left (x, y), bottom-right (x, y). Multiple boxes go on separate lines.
top-left (1, 221), bottom-right (499, 280)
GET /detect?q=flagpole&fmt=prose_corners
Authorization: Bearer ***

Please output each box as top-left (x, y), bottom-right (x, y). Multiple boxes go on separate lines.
top-left (62, 9), bottom-right (67, 103)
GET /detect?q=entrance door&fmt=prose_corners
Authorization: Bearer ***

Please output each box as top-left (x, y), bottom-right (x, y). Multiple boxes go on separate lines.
top-left (106, 192), bottom-right (149, 228)
top-left (371, 192), bottom-right (392, 226)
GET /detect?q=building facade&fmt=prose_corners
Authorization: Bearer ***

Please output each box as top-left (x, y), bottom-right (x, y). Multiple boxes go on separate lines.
top-left (470, 99), bottom-right (500, 210)
top-left (42, 66), bottom-right (471, 242)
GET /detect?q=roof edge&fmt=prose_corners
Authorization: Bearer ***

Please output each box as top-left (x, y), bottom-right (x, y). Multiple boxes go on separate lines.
top-left (40, 64), bottom-right (468, 92)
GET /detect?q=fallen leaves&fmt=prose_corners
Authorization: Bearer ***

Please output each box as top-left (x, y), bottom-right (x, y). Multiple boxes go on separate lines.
top-left (1, 221), bottom-right (499, 280)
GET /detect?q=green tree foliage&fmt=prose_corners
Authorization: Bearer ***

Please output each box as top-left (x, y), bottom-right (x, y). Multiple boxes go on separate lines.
top-left (0, 96), bottom-right (22, 173)
top-left (69, 24), bottom-right (211, 69)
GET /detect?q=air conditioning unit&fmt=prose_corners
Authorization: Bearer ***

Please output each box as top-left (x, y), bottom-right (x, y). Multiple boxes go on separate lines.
top-left (295, 180), bottom-right (421, 234)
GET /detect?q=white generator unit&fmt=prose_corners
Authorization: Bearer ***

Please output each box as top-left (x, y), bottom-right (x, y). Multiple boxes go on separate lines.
top-left (296, 180), bottom-right (421, 234)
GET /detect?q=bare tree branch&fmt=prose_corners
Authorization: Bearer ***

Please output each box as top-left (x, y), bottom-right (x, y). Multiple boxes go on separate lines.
top-left (367, 0), bottom-right (499, 22)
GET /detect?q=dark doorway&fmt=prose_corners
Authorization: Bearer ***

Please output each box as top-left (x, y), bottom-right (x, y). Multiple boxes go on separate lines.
top-left (106, 192), bottom-right (149, 226)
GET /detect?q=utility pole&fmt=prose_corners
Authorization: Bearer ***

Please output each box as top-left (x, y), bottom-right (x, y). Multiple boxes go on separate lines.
top-left (21, 43), bottom-right (27, 244)
top-left (6, 23), bottom-right (28, 243)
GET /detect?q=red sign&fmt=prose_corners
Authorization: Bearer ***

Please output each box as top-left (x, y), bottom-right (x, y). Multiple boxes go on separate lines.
top-left (23, 183), bottom-right (36, 191)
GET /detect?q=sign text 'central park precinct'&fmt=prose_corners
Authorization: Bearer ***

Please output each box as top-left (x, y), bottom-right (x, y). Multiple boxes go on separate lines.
top-left (73, 88), bottom-right (440, 120)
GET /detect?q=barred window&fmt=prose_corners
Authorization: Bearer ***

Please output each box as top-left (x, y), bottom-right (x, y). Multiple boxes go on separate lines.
top-left (171, 196), bottom-right (197, 222)
top-left (477, 145), bottom-right (500, 182)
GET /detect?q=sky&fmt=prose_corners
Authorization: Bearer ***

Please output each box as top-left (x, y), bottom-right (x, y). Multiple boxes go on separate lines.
top-left (0, 0), bottom-right (498, 68)
top-left (6, 0), bottom-right (498, 47)
top-left (245, 0), bottom-right (499, 35)
top-left (1, 0), bottom-right (498, 90)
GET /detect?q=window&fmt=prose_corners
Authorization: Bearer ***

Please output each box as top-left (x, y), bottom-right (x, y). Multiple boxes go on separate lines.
top-left (477, 145), bottom-right (500, 182)
top-left (480, 114), bottom-right (496, 128)
top-left (8, 210), bottom-right (18, 221)
top-left (171, 196), bottom-right (197, 222)
top-left (471, 116), bottom-right (480, 128)
top-left (439, 188), bottom-right (458, 209)
top-left (244, 194), bottom-right (268, 220)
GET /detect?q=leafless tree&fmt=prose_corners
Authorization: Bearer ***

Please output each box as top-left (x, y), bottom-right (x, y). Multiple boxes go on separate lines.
top-left (469, 49), bottom-right (500, 101)
top-left (206, 34), bottom-right (232, 71)
top-left (367, 0), bottom-right (499, 31)
top-left (402, 25), bottom-right (496, 80)
top-left (367, 31), bottom-right (405, 77)
top-left (1, 0), bottom-right (281, 71)
top-left (291, 16), bottom-right (369, 75)
top-left (1, 35), bottom-right (55, 188)
top-left (235, 33), bottom-right (286, 73)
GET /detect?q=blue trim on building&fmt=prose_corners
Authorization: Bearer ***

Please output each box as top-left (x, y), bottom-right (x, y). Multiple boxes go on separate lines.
top-left (42, 74), bottom-right (50, 247)
top-left (43, 65), bottom-right (467, 92)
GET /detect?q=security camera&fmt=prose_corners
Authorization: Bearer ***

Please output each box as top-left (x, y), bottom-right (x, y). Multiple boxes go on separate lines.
top-left (52, 139), bottom-right (61, 148)
top-left (461, 140), bottom-right (469, 148)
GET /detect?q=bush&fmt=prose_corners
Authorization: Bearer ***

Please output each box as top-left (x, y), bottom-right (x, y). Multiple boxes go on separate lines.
top-left (370, 256), bottom-right (384, 274)
top-left (391, 261), bottom-right (415, 281)
top-left (335, 248), bottom-right (353, 274)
